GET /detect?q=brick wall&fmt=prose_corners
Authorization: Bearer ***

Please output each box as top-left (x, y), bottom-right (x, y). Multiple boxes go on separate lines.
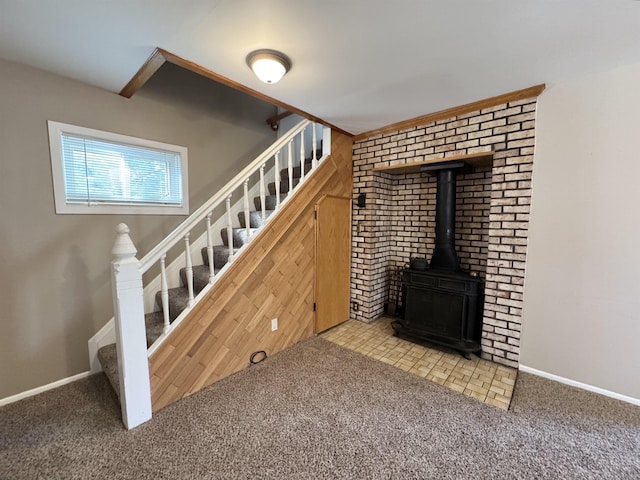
top-left (351, 97), bottom-right (537, 367)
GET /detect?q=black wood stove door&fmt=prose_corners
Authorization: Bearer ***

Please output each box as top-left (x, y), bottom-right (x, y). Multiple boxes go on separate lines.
top-left (395, 269), bottom-right (483, 356)
top-left (404, 286), bottom-right (465, 341)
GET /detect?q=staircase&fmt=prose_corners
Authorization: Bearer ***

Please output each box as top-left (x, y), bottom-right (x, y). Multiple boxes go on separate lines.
top-left (93, 120), bottom-right (327, 426)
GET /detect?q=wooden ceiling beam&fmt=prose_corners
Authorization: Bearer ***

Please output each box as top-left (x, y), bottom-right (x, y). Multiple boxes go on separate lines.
top-left (118, 48), bottom-right (352, 137)
top-left (119, 48), bottom-right (168, 99)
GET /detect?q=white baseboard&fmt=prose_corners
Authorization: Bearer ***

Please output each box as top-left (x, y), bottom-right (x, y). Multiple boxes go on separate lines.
top-left (519, 365), bottom-right (640, 407)
top-left (0, 371), bottom-right (92, 407)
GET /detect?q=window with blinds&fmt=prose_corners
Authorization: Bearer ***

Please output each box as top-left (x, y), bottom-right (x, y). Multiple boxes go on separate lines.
top-left (48, 121), bottom-right (189, 215)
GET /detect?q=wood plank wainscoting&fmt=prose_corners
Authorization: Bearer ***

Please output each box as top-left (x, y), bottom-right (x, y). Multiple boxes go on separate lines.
top-left (148, 132), bottom-right (353, 412)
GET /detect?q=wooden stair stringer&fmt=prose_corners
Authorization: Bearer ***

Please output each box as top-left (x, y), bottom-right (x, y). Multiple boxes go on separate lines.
top-left (148, 132), bottom-right (353, 411)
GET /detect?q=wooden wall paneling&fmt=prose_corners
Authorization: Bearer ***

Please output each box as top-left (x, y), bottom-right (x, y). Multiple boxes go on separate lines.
top-left (148, 132), bottom-right (353, 412)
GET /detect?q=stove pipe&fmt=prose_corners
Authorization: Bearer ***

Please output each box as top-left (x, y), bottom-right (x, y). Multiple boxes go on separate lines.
top-left (429, 168), bottom-right (461, 270)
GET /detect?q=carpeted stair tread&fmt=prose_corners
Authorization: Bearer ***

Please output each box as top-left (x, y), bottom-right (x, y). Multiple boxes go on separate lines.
top-left (179, 264), bottom-right (217, 295)
top-left (97, 344), bottom-right (119, 401)
top-left (268, 177), bottom-right (300, 195)
top-left (155, 287), bottom-right (190, 322)
top-left (97, 310), bottom-right (167, 400)
top-left (201, 245), bottom-right (238, 269)
top-left (220, 227), bottom-right (257, 248)
top-left (145, 311), bottom-right (165, 347)
top-left (254, 194), bottom-right (287, 211)
top-left (279, 160), bottom-right (315, 181)
top-left (238, 210), bottom-right (274, 228)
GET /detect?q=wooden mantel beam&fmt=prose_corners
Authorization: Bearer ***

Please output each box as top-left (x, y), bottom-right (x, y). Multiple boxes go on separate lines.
top-left (372, 151), bottom-right (494, 175)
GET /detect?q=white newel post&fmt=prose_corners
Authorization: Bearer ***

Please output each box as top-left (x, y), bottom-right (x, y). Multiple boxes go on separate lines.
top-left (322, 126), bottom-right (331, 157)
top-left (111, 223), bottom-right (152, 430)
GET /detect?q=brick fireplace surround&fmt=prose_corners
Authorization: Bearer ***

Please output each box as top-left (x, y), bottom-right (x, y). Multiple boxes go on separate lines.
top-left (350, 96), bottom-right (538, 368)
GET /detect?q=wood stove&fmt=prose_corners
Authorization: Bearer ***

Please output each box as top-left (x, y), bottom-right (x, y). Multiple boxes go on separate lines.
top-left (392, 163), bottom-right (484, 358)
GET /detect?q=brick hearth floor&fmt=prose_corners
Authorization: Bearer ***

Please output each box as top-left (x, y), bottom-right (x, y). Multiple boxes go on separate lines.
top-left (321, 316), bottom-right (517, 410)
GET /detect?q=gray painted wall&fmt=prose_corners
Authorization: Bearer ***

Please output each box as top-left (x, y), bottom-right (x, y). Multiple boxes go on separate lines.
top-left (0, 59), bottom-right (276, 398)
top-left (521, 62), bottom-right (640, 400)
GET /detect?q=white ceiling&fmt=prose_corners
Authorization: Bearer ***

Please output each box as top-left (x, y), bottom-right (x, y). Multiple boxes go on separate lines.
top-left (1, 0), bottom-right (640, 135)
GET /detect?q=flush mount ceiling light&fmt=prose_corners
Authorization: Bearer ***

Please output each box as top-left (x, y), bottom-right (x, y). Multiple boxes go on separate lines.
top-left (246, 49), bottom-right (291, 84)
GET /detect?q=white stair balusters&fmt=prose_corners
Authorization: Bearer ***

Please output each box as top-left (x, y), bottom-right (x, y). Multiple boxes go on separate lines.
top-left (312, 122), bottom-right (318, 169)
top-left (299, 129), bottom-right (306, 181)
top-left (288, 140), bottom-right (294, 192)
top-left (160, 254), bottom-right (170, 333)
top-left (184, 233), bottom-right (194, 307)
top-left (243, 179), bottom-right (251, 239)
top-left (226, 195), bottom-right (234, 262)
top-left (274, 152), bottom-right (281, 208)
top-left (259, 163), bottom-right (266, 223)
top-left (206, 213), bottom-right (215, 283)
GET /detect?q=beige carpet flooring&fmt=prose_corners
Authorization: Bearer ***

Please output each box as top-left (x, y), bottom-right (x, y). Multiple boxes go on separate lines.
top-left (1, 337), bottom-right (638, 479)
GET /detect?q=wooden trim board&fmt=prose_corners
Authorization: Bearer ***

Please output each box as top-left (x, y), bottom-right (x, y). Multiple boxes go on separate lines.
top-left (118, 48), bottom-right (351, 137)
top-left (119, 49), bottom-right (168, 99)
top-left (372, 151), bottom-right (494, 174)
top-left (353, 84), bottom-right (546, 142)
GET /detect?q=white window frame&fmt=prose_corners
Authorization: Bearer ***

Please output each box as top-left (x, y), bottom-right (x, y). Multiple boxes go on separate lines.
top-left (48, 121), bottom-right (189, 215)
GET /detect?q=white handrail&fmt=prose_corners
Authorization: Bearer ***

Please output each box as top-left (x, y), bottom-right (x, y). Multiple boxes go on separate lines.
top-left (139, 119), bottom-right (311, 273)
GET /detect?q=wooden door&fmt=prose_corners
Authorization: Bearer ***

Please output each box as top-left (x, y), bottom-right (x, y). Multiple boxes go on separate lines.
top-left (315, 195), bottom-right (351, 333)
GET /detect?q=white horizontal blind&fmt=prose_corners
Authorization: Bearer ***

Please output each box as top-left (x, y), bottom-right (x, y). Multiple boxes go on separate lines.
top-left (60, 134), bottom-right (183, 207)
top-left (48, 121), bottom-right (189, 215)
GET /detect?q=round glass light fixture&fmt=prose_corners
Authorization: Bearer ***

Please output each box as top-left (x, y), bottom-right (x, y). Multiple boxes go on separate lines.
top-left (246, 49), bottom-right (291, 84)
